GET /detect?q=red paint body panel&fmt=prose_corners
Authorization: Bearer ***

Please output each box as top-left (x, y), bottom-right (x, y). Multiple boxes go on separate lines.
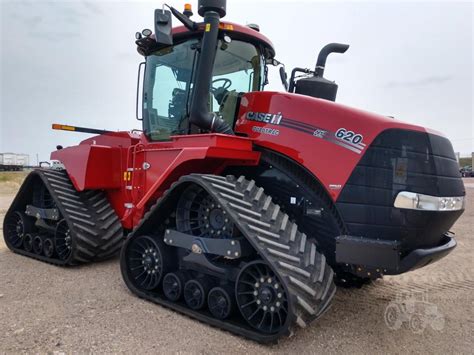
top-left (52, 133), bottom-right (259, 230)
top-left (51, 145), bottom-right (122, 190)
top-left (234, 91), bottom-right (443, 200)
top-left (51, 131), bottom-right (140, 191)
top-left (50, 90), bottom-right (444, 228)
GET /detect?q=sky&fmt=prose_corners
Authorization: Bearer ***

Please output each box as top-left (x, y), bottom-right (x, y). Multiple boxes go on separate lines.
top-left (0, 0), bottom-right (473, 163)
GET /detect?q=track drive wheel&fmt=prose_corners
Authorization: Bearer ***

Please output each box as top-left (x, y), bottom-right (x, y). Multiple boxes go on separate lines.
top-left (176, 184), bottom-right (235, 239)
top-left (236, 261), bottom-right (288, 334)
top-left (4, 211), bottom-right (33, 248)
top-left (54, 220), bottom-right (72, 261)
top-left (124, 235), bottom-right (166, 291)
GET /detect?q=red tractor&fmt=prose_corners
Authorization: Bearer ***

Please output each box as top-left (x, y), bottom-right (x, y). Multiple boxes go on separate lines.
top-left (3, 0), bottom-right (465, 342)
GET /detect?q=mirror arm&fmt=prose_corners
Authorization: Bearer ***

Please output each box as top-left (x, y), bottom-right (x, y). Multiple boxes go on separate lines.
top-left (165, 4), bottom-right (198, 31)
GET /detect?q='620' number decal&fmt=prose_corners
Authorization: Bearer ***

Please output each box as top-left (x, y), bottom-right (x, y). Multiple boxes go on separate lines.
top-left (335, 128), bottom-right (364, 145)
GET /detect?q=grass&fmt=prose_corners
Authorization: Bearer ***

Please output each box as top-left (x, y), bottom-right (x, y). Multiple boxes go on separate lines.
top-left (0, 171), bottom-right (29, 194)
top-left (0, 171), bottom-right (28, 183)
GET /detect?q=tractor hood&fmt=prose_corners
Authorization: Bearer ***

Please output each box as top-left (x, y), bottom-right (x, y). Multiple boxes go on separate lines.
top-left (235, 91), bottom-right (458, 200)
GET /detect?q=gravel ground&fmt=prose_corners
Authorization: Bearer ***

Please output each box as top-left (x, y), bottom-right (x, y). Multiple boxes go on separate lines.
top-left (0, 177), bottom-right (472, 354)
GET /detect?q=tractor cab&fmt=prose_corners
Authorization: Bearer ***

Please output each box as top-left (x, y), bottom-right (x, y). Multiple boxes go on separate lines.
top-left (136, 3), bottom-right (275, 141)
top-left (142, 34), bottom-right (264, 141)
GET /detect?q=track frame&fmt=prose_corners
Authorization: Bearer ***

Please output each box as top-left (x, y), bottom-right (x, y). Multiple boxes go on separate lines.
top-left (121, 174), bottom-right (335, 343)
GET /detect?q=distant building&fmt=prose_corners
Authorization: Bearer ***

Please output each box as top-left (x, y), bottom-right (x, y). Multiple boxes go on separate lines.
top-left (0, 152), bottom-right (30, 171)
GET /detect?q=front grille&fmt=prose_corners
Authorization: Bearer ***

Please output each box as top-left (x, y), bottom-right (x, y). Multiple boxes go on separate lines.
top-left (336, 129), bottom-right (465, 253)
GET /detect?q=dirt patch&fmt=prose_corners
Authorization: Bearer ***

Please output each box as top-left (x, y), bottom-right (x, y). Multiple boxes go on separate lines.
top-left (0, 179), bottom-right (472, 353)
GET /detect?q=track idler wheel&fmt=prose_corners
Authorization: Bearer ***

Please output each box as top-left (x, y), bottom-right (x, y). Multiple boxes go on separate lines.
top-left (236, 261), bottom-right (289, 334)
top-left (54, 220), bottom-right (72, 261)
top-left (125, 235), bottom-right (165, 291)
top-left (4, 211), bottom-right (33, 248)
top-left (208, 286), bottom-right (234, 320)
top-left (184, 279), bottom-right (210, 310)
top-left (23, 233), bottom-right (34, 252)
top-left (163, 272), bottom-right (186, 302)
top-left (43, 238), bottom-right (54, 258)
top-left (32, 235), bottom-right (44, 255)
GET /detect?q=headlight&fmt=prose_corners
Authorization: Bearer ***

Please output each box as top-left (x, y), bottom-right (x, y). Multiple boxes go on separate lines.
top-left (394, 191), bottom-right (465, 211)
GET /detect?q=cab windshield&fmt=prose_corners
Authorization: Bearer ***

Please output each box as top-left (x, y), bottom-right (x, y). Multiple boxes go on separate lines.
top-left (142, 38), bottom-right (263, 141)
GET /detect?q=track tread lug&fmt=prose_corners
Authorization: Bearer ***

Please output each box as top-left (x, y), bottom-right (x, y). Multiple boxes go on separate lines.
top-left (299, 233), bottom-right (307, 253)
top-left (262, 196), bottom-right (272, 212)
top-left (253, 187), bottom-right (264, 202)
top-left (245, 180), bottom-right (255, 193)
top-left (257, 236), bottom-right (290, 250)
top-left (280, 214), bottom-right (289, 231)
top-left (289, 224), bottom-right (297, 242)
top-left (270, 204), bottom-right (280, 221)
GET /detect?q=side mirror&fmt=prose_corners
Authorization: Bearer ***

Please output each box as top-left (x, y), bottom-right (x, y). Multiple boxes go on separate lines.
top-left (279, 67), bottom-right (289, 91)
top-left (154, 9), bottom-right (173, 46)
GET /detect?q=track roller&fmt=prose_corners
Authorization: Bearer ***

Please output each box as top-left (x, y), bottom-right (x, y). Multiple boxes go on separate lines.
top-left (43, 238), bottom-right (54, 258)
top-left (163, 272), bottom-right (186, 302)
top-left (32, 236), bottom-right (44, 255)
top-left (23, 234), bottom-right (34, 252)
top-left (184, 279), bottom-right (210, 310)
top-left (208, 286), bottom-right (234, 320)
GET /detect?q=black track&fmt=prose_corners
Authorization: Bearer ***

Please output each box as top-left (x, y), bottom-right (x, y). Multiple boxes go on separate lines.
top-left (121, 174), bottom-right (336, 343)
top-left (3, 169), bottom-right (124, 265)
top-left (229, 149), bottom-right (373, 287)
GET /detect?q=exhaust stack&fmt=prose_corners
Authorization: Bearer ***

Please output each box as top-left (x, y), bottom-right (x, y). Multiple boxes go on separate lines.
top-left (314, 43), bottom-right (349, 78)
top-left (293, 43), bottom-right (349, 102)
top-left (189, 0), bottom-right (233, 134)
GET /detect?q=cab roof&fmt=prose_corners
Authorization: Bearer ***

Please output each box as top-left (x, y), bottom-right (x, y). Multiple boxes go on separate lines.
top-left (171, 21), bottom-right (276, 58)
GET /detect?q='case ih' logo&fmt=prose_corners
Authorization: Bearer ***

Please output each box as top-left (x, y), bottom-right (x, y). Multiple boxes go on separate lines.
top-left (246, 112), bottom-right (283, 125)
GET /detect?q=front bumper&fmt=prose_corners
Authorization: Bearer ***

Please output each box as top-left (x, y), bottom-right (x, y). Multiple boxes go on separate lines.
top-left (335, 233), bottom-right (456, 276)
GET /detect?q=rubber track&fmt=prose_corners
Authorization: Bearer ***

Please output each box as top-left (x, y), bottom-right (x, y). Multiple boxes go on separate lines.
top-left (121, 174), bottom-right (336, 342)
top-left (3, 169), bottom-right (124, 265)
top-left (257, 150), bottom-right (373, 288)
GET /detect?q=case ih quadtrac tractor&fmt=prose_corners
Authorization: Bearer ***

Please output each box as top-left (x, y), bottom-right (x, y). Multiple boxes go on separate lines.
top-left (3, 0), bottom-right (465, 343)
